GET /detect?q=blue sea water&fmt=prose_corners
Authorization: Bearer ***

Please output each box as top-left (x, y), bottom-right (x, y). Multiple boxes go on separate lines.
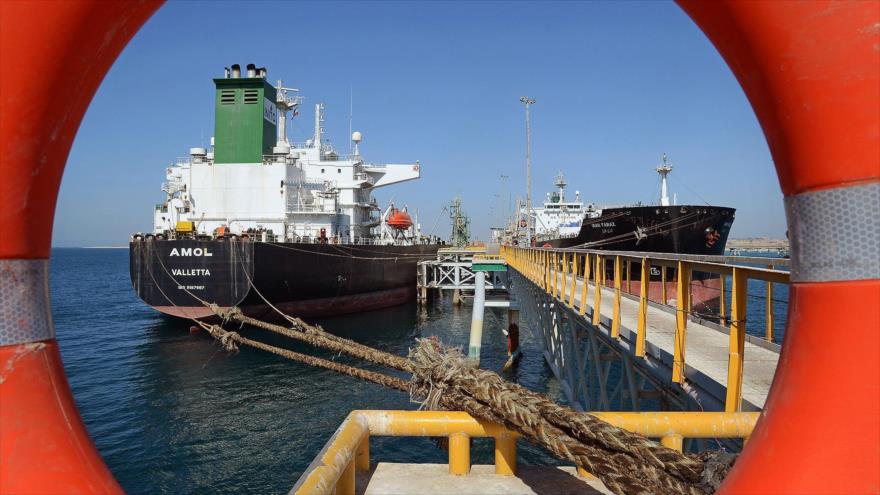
top-left (50, 248), bottom-right (563, 494)
top-left (50, 248), bottom-right (788, 493)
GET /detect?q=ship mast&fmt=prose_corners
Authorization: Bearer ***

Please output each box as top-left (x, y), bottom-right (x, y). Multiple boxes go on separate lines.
top-left (313, 103), bottom-right (324, 149)
top-left (656, 153), bottom-right (673, 206)
top-left (554, 171), bottom-right (566, 202)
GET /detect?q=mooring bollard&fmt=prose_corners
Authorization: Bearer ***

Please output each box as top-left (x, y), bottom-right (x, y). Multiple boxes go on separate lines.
top-left (468, 271), bottom-right (486, 363)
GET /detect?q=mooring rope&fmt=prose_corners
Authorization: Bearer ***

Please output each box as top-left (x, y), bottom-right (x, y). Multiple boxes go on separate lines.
top-left (146, 241), bottom-right (733, 493)
top-left (204, 305), bottom-right (732, 494)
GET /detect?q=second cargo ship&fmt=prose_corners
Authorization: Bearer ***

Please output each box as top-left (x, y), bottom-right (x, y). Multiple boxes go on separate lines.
top-left (130, 64), bottom-right (440, 320)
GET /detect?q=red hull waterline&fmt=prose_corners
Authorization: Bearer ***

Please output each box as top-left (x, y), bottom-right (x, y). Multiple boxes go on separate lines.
top-left (153, 287), bottom-right (415, 321)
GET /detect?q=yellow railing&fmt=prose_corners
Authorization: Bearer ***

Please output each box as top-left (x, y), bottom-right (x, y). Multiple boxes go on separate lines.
top-left (500, 245), bottom-right (789, 412)
top-left (292, 409), bottom-right (759, 495)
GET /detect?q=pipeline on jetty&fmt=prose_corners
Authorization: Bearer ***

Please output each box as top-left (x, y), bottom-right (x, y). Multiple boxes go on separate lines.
top-left (188, 303), bottom-right (734, 495)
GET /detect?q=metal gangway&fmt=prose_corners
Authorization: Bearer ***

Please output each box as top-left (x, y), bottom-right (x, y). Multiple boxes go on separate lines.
top-left (502, 246), bottom-right (788, 414)
top-left (417, 247), bottom-right (508, 304)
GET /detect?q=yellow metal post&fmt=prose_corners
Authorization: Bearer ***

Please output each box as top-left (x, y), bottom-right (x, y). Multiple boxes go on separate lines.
top-left (542, 251), bottom-right (548, 290)
top-left (725, 267), bottom-right (748, 412)
top-left (660, 434), bottom-right (684, 453)
top-left (561, 252), bottom-right (569, 301)
top-left (636, 258), bottom-right (649, 357)
top-left (661, 265), bottom-right (668, 305)
top-left (295, 409), bottom-right (761, 494)
top-left (626, 260), bottom-right (632, 294)
top-left (545, 251), bottom-right (551, 291)
top-left (568, 253), bottom-right (578, 308)
top-left (592, 255), bottom-right (603, 326)
top-left (554, 252), bottom-right (560, 297)
top-left (448, 432), bottom-right (471, 475)
top-left (579, 253), bottom-right (590, 315)
top-left (612, 256), bottom-right (622, 338)
top-left (719, 274), bottom-right (727, 324)
top-left (336, 461), bottom-right (355, 495)
top-left (672, 261), bottom-right (692, 383)
top-left (494, 436), bottom-right (517, 475)
top-left (355, 436), bottom-right (370, 472)
top-left (766, 265), bottom-right (774, 342)
top-left (543, 251), bottom-right (549, 292)
top-left (529, 250), bottom-right (535, 281)
top-left (530, 250), bottom-right (538, 284)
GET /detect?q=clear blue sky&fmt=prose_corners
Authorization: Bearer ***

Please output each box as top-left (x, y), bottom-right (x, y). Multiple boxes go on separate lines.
top-left (55, 0), bottom-right (785, 247)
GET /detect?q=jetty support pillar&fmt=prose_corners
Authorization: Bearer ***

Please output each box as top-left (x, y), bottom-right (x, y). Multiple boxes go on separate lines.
top-left (468, 271), bottom-right (486, 363)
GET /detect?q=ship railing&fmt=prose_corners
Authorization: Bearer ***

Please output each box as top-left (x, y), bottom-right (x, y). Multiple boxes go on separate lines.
top-left (501, 245), bottom-right (790, 413)
top-left (291, 409), bottom-right (758, 495)
top-left (248, 236), bottom-right (422, 247)
top-left (286, 204), bottom-right (331, 213)
top-left (353, 172), bottom-right (374, 185)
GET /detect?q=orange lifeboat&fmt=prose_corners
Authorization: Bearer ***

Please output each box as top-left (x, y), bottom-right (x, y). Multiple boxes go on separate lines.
top-left (387, 209), bottom-right (413, 230)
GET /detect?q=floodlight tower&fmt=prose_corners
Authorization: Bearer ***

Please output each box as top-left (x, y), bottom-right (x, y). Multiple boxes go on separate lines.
top-left (520, 96), bottom-right (536, 241)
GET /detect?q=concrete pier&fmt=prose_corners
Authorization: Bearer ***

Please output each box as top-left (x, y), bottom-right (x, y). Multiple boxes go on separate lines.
top-left (358, 464), bottom-right (611, 495)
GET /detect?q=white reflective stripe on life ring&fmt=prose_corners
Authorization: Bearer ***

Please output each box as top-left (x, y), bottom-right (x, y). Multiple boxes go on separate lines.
top-left (786, 181), bottom-right (880, 282)
top-left (0, 259), bottom-right (54, 345)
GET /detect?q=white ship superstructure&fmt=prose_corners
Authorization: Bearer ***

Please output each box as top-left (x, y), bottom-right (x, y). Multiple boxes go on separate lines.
top-left (153, 65), bottom-right (422, 245)
top-left (530, 172), bottom-right (585, 241)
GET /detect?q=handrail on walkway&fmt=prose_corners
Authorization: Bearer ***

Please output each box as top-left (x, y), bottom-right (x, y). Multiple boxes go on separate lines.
top-left (501, 245), bottom-right (790, 412)
top-left (291, 410), bottom-right (758, 495)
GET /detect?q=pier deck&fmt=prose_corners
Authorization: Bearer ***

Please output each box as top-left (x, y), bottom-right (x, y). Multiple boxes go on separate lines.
top-left (358, 464), bottom-right (610, 494)
top-left (503, 247), bottom-right (786, 412)
top-left (549, 269), bottom-right (778, 410)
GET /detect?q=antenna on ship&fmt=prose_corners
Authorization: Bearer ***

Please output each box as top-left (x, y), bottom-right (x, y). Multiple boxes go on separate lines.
top-left (314, 103), bottom-right (324, 150)
top-left (554, 171), bottom-right (567, 202)
top-left (352, 131), bottom-right (362, 156)
top-left (274, 79), bottom-right (300, 154)
top-left (348, 86), bottom-right (353, 155)
top-left (656, 153), bottom-right (673, 206)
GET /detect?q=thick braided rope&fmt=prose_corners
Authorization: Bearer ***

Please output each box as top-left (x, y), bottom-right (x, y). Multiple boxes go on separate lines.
top-left (408, 340), bottom-right (707, 495)
top-left (210, 306), bottom-right (718, 494)
top-left (203, 324), bottom-right (411, 391)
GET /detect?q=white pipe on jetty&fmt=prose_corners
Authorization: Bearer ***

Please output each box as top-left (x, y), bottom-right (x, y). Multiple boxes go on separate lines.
top-left (468, 271), bottom-right (486, 363)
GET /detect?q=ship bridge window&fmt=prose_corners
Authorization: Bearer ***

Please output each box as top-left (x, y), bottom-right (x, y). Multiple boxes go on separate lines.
top-left (220, 89), bottom-right (236, 105)
top-left (243, 89), bottom-right (258, 104)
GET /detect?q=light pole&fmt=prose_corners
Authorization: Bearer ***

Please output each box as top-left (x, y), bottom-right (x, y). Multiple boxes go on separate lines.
top-left (519, 96), bottom-right (535, 243)
top-left (499, 174), bottom-right (510, 227)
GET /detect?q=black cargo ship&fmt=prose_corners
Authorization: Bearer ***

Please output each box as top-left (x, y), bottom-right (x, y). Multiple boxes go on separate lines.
top-left (129, 64), bottom-right (440, 320)
top-left (540, 156), bottom-right (735, 308)
top-left (131, 239), bottom-right (437, 320)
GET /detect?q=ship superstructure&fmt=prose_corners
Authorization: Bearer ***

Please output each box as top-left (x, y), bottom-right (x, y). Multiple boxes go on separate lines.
top-left (531, 172), bottom-right (585, 243)
top-left (131, 65), bottom-right (440, 320)
top-left (152, 64), bottom-right (422, 245)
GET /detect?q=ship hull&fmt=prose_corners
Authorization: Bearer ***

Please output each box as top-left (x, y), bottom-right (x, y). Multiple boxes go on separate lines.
top-left (130, 240), bottom-right (439, 320)
top-left (540, 205), bottom-right (735, 310)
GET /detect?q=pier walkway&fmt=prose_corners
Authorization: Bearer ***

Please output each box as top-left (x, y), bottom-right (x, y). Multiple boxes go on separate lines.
top-left (503, 247), bottom-right (787, 412)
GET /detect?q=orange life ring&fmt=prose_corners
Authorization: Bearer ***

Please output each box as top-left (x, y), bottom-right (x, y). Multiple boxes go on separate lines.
top-left (0, 1), bottom-right (877, 494)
